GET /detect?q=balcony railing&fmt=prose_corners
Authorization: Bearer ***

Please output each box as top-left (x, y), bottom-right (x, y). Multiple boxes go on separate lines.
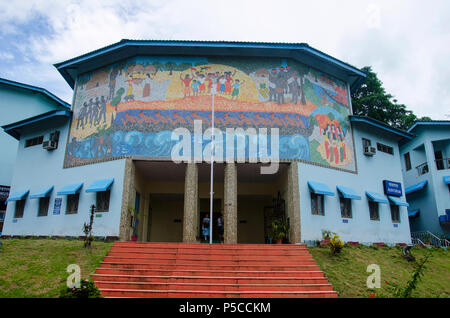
top-left (435, 158), bottom-right (450, 170)
top-left (416, 162), bottom-right (429, 176)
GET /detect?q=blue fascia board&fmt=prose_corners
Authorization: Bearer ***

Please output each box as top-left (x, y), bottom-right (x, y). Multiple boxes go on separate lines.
top-left (0, 77), bottom-right (71, 109)
top-left (407, 120), bottom-right (450, 133)
top-left (57, 183), bottom-right (83, 195)
top-left (365, 191), bottom-right (389, 204)
top-left (29, 186), bottom-right (54, 199)
top-left (308, 181), bottom-right (335, 196)
top-left (388, 196), bottom-right (409, 207)
top-left (54, 39), bottom-right (366, 90)
top-left (349, 116), bottom-right (414, 140)
top-left (2, 110), bottom-right (72, 140)
top-left (408, 209), bottom-right (420, 217)
top-left (85, 178), bottom-right (114, 193)
top-left (443, 176), bottom-right (450, 185)
top-left (405, 180), bottom-right (428, 195)
top-left (336, 185), bottom-right (361, 200)
top-left (6, 190), bottom-right (29, 203)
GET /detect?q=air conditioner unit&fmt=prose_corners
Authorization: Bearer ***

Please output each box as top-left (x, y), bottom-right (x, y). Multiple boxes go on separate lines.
top-left (43, 140), bottom-right (58, 150)
top-left (364, 146), bottom-right (376, 156)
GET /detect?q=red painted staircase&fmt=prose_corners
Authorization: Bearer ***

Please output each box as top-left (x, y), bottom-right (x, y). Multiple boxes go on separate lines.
top-left (92, 242), bottom-right (338, 298)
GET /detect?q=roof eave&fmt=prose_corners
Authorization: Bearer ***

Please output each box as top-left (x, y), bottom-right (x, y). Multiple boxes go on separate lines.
top-left (349, 115), bottom-right (415, 141)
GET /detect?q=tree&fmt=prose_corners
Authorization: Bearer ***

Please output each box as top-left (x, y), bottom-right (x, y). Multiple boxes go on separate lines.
top-left (165, 62), bottom-right (176, 75)
top-left (351, 66), bottom-right (431, 130)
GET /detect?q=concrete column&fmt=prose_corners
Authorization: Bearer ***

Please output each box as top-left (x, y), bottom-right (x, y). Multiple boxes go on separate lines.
top-left (119, 158), bottom-right (135, 241)
top-left (183, 163), bottom-right (198, 243)
top-left (286, 162), bottom-right (301, 243)
top-left (224, 163), bottom-right (238, 244)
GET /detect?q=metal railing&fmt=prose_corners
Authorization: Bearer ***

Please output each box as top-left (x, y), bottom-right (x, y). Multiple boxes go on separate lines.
top-left (415, 162), bottom-right (429, 176)
top-left (435, 158), bottom-right (450, 170)
top-left (411, 231), bottom-right (450, 248)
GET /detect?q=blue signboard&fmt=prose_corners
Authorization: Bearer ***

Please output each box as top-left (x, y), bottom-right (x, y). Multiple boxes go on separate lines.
top-left (383, 180), bottom-right (402, 197)
top-left (53, 198), bottom-right (62, 215)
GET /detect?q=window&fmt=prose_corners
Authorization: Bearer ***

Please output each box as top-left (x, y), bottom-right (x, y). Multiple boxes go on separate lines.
top-left (38, 197), bottom-right (50, 217)
top-left (311, 192), bottom-right (324, 215)
top-left (25, 136), bottom-right (44, 148)
top-left (96, 190), bottom-right (110, 212)
top-left (14, 199), bottom-right (26, 218)
top-left (369, 201), bottom-right (379, 221)
top-left (390, 204), bottom-right (400, 223)
top-left (377, 143), bottom-right (394, 155)
top-left (404, 152), bottom-right (411, 171)
top-left (66, 193), bottom-right (80, 214)
top-left (0, 212), bottom-right (5, 221)
top-left (340, 197), bottom-right (352, 218)
top-left (362, 138), bottom-right (371, 149)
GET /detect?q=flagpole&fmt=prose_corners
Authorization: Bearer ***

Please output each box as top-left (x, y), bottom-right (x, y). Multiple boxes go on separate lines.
top-left (209, 87), bottom-right (215, 245)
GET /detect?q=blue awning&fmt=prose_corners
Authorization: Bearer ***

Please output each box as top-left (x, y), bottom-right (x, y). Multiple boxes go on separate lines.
top-left (365, 191), bottom-right (389, 204)
top-left (336, 185), bottom-right (361, 200)
top-left (57, 183), bottom-right (83, 195)
top-left (85, 178), bottom-right (114, 193)
top-left (408, 209), bottom-right (420, 217)
top-left (6, 190), bottom-right (29, 203)
top-left (308, 181), bottom-right (334, 196)
top-left (388, 196), bottom-right (409, 207)
top-left (29, 186), bottom-right (54, 199)
top-left (444, 176), bottom-right (450, 185)
top-left (405, 180), bottom-right (427, 195)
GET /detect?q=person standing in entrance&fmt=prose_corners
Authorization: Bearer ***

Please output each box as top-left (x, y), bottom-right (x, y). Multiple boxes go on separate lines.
top-left (217, 214), bottom-right (224, 243)
top-left (202, 215), bottom-right (210, 242)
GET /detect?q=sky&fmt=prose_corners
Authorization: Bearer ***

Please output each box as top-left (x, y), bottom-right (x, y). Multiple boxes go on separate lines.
top-left (0, 0), bottom-right (449, 119)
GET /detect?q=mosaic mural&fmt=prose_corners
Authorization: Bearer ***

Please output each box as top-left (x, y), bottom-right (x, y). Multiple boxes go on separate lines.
top-left (65, 56), bottom-right (355, 171)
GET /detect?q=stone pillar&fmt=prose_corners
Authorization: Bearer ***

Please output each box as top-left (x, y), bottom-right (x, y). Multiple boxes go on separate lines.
top-left (183, 163), bottom-right (198, 243)
top-left (224, 163), bottom-right (238, 244)
top-left (119, 158), bottom-right (135, 241)
top-left (286, 162), bottom-right (301, 243)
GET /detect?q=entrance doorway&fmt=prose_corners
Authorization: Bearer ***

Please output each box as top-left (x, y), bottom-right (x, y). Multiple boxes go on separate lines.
top-left (199, 198), bottom-right (222, 243)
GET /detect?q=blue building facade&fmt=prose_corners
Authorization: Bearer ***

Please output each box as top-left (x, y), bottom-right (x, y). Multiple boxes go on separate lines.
top-left (1, 40), bottom-right (417, 245)
top-left (400, 121), bottom-right (450, 238)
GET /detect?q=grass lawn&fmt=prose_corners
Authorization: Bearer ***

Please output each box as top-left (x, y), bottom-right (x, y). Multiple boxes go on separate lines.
top-left (309, 245), bottom-right (450, 298)
top-left (0, 239), bottom-right (112, 298)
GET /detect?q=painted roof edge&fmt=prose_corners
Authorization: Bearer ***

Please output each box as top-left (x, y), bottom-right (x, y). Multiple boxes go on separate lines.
top-left (349, 115), bottom-right (415, 140)
top-left (53, 39), bottom-right (366, 89)
top-left (2, 109), bottom-right (72, 140)
top-left (0, 77), bottom-right (71, 109)
top-left (407, 120), bottom-right (450, 133)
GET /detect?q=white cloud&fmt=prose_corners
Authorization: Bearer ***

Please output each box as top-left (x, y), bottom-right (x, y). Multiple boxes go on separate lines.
top-left (0, 0), bottom-right (449, 118)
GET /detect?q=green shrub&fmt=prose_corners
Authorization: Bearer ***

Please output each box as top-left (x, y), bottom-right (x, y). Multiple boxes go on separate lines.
top-left (59, 279), bottom-right (102, 298)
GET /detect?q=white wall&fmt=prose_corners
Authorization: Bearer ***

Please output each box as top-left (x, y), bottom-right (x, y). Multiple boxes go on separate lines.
top-left (2, 117), bottom-right (125, 237)
top-left (299, 124), bottom-right (411, 244)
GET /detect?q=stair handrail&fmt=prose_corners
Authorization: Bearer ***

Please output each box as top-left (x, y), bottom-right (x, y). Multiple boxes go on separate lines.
top-left (411, 230), bottom-right (449, 248)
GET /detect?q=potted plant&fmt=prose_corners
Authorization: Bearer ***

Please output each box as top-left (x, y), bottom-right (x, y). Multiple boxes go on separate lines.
top-left (271, 219), bottom-right (288, 244)
top-left (321, 229), bottom-right (333, 246)
top-left (128, 206), bottom-right (139, 242)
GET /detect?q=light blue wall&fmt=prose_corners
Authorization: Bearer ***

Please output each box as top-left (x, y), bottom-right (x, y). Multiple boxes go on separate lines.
top-left (0, 85), bottom-right (64, 186)
top-left (299, 124), bottom-right (411, 244)
top-left (400, 125), bottom-right (450, 237)
top-left (2, 117), bottom-right (126, 237)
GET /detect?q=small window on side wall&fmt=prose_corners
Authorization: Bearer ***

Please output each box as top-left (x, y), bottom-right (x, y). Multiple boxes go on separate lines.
top-left (369, 201), bottom-right (379, 221)
top-left (14, 199), bottom-right (26, 218)
top-left (404, 152), bottom-right (411, 171)
top-left (390, 204), bottom-right (400, 223)
top-left (340, 197), bottom-right (352, 218)
top-left (96, 190), bottom-right (110, 212)
top-left (38, 197), bottom-right (50, 217)
top-left (66, 193), bottom-right (80, 214)
top-left (311, 192), bottom-right (324, 215)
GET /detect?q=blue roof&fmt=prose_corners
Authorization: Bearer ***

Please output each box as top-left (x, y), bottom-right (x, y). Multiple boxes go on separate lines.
top-left (308, 181), bottom-right (335, 196)
top-left (29, 186), bottom-right (54, 199)
top-left (336, 185), bottom-right (361, 200)
top-left (444, 176), bottom-right (450, 185)
top-left (57, 183), bottom-right (83, 195)
top-left (349, 116), bottom-right (414, 140)
top-left (365, 191), bottom-right (389, 204)
top-left (0, 77), bottom-right (70, 109)
top-left (6, 190), bottom-right (29, 203)
top-left (54, 39), bottom-right (366, 92)
top-left (388, 196), bottom-right (409, 207)
top-left (408, 209), bottom-right (420, 217)
top-left (85, 178), bottom-right (114, 193)
top-left (405, 180), bottom-right (428, 195)
top-left (407, 120), bottom-right (450, 133)
top-left (2, 110), bottom-right (72, 140)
